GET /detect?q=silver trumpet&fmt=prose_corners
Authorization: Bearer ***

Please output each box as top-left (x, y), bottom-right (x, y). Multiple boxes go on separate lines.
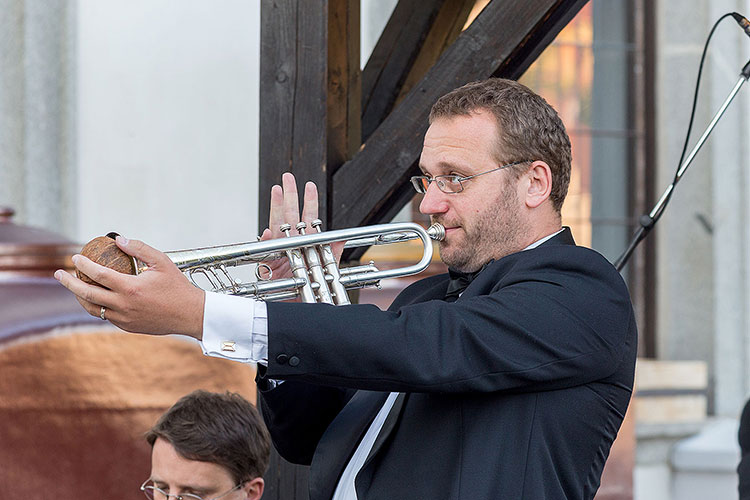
top-left (149, 220), bottom-right (445, 304)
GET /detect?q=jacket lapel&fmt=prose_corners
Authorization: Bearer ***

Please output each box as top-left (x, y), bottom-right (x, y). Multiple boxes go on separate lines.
top-left (354, 392), bottom-right (408, 497)
top-left (309, 390), bottom-right (389, 500)
top-left (364, 392), bottom-right (407, 464)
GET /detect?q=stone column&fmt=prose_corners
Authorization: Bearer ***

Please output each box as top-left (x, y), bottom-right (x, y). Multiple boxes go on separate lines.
top-left (0, 0), bottom-right (77, 236)
top-left (707, 0), bottom-right (750, 418)
top-left (655, 0), bottom-right (716, 404)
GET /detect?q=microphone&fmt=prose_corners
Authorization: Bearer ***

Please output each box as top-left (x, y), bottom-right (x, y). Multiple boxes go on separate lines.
top-left (732, 12), bottom-right (750, 37)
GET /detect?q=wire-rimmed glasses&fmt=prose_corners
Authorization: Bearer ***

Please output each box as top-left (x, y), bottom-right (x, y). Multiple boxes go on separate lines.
top-left (140, 479), bottom-right (243, 500)
top-left (410, 160), bottom-right (530, 194)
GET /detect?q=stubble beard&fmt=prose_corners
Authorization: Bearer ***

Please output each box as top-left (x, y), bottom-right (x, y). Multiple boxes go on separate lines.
top-left (434, 182), bottom-right (525, 272)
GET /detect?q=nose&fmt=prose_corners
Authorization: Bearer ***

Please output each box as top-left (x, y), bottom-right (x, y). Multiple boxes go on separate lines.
top-left (418, 182), bottom-right (450, 216)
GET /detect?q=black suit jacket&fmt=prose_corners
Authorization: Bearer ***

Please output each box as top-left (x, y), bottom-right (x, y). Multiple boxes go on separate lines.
top-left (259, 229), bottom-right (637, 499)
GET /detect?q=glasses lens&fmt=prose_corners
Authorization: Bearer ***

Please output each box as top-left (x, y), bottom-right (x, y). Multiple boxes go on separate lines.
top-left (437, 176), bottom-right (462, 193)
top-left (142, 485), bottom-right (167, 500)
top-left (142, 485), bottom-right (155, 499)
top-left (410, 176), bottom-right (429, 194)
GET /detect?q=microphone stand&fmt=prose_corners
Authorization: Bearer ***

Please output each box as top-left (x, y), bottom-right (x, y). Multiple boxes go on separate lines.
top-left (614, 59), bottom-right (750, 271)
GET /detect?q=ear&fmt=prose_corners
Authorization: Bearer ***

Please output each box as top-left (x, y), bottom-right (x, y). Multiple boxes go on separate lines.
top-left (242, 478), bottom-right (264, 500)
top-left (523, 161), bottom-right (553, 209)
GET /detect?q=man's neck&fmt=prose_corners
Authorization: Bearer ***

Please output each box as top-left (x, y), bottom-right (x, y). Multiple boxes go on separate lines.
top-left (518, 212), bottom-right (562, 249)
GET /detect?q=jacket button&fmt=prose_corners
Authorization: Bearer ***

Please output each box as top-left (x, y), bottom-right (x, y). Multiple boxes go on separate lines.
top-left (276, 354), bottom-right (289, 365)
top-left (289, 356), bottom-right (300, 367)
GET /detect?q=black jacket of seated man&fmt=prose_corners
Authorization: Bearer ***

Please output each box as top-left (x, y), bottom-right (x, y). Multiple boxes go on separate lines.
top-left (257, 228), bottom-right (637, 500)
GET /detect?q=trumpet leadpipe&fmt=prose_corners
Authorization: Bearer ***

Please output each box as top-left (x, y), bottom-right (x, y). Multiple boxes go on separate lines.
top-left (166, 222), bottom-right (443, 272)
top-left (343, 222), bottom-right (445, 249)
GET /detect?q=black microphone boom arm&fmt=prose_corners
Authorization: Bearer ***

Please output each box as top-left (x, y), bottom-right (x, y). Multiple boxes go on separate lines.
top-left (614, 59), bottom-right (750, 271)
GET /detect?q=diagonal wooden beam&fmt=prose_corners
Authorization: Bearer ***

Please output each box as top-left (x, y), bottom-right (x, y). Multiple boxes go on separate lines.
top-left (393, 0), bottom-right (475, 108)
top-left (361, 0), bottom-right (448, 143)
top-left (491, 0), bottom-right (587, 80)
top-left (332, 0), bottom-right (588, 237)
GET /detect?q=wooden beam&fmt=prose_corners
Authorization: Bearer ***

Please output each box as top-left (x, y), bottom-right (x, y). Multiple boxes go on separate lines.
top-left (262, 450), bottom-right (309, 500)
top-left (258, 0), bottom-right (328, 232)
top-left (361, 0), bottom-right (447, 142)
top-left (332, 0), bottom-right (589, 235)
top-left (327, 0), bottom-right (361, 179)
top-left (491, 1), bottom-right (587, 80)
top-left (258, 2), bottom-right (360, 496)
top-left (394, 0), bottom-right (475, 106)
top-left (259, 0), bottom-right (360, 232)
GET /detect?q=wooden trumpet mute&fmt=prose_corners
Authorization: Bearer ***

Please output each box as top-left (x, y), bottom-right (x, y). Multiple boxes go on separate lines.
top-left (77, 232), bottom-right (138, 286)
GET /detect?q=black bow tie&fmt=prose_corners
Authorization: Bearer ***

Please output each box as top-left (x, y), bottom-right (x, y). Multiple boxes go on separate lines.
top-left (445, 261), bottom-right (492, 301)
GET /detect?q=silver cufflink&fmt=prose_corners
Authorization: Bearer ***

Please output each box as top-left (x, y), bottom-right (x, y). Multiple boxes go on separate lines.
top-left (221, 341), bottom-right (236, 352)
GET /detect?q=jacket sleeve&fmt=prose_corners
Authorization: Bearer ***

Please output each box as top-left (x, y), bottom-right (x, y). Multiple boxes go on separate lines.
top-left (264, 244), bottom-right (636, 393)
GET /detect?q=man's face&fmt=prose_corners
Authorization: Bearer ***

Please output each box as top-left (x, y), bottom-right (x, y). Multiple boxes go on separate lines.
top-left (149, 438), bottom-right (262, 500)
top-left (418, 111), bottom-right (527, 272)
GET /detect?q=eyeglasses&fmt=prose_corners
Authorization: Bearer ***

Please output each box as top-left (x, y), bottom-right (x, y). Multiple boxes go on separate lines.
top-left (141, 479), bottom-right (243, 500)
top-left (410, 160), bottom-right (530, 194)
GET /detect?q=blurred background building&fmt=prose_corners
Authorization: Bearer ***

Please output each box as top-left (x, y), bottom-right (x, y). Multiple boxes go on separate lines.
top-left (2, 0), bottom-right (750, 499)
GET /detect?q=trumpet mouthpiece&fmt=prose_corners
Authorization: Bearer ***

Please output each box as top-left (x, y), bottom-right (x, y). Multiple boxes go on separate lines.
top-left (427, 223), bottom-right (445, 242)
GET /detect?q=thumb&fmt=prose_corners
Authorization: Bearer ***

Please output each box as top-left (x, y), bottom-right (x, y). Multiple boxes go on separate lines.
top-left (116, 236), bottom-right (169, 268)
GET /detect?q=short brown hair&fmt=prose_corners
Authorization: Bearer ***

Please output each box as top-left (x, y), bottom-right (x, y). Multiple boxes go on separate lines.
top-left (146, 390), bottom-right (271, 483)
top-left (430, 78), bottom-right (572, 212)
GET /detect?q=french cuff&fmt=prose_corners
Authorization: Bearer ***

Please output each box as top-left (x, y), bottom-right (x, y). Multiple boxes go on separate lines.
top-left (200, 291), bottom-right (268, 364)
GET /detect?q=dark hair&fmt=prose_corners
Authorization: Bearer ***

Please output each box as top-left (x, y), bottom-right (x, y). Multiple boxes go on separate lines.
top-left (429, 78), bottom-right (572, 212)
top-left (146, 390), bottom-right (271, 483)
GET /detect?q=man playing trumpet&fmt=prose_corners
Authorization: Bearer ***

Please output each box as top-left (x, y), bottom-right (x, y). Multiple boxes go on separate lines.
top-left (56, 78), bottom-right (637, 500)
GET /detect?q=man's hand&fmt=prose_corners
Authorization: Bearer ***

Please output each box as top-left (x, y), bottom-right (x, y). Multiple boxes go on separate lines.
top-left (54, 172), bottom-right (339, 333)
top-left (259, 172), bottom-right (343, 281)
top-left (54, 236), bottom-right (205, 340)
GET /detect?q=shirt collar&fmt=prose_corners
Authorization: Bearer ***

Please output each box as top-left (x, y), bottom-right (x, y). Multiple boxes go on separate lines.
top-left (524, 228), bottom-right (565, 250)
